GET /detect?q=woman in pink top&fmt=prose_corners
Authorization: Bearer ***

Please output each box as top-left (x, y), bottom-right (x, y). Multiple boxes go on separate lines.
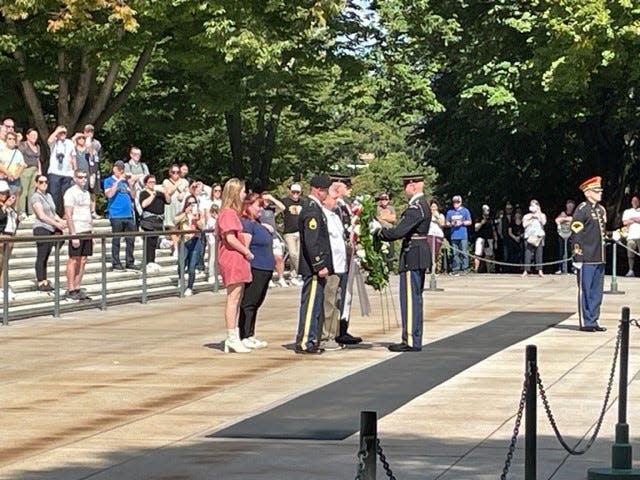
top-left (217, 178), bottom-right (253, 353)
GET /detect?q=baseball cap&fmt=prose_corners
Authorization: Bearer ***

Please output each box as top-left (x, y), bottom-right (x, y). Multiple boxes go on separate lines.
top-left (290, 183), bottom-right (302, 192)
top-left (482, 204), bottom-right (490, 212)
top-left (114, 160), bottom-right (125, 170)
top-left (452, 195), bottom-right (462, 203)
top-left (0, 180), bottom-right (9, 192)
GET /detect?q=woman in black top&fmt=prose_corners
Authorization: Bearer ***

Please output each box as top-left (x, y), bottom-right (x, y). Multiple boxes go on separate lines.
top-left (138, 175), bottom-right (171, 270)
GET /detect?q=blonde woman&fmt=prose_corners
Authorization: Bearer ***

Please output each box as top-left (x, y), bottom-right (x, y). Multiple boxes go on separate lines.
top-left (217, 178), bottom-right (252, 353)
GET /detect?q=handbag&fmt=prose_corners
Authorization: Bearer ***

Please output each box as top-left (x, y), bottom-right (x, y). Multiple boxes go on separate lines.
top-left (526, 234), bottom-right (542, 247)
top-left (140, 212), bottom-right (164, 231)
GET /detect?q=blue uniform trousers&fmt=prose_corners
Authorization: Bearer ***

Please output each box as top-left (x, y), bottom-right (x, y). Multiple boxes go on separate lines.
top-left (295, 275), bottom-right (326, 350)
top-left (399, 269), bottom-right (425, 349)
top-left (576, 264), bottom-right (604, 327)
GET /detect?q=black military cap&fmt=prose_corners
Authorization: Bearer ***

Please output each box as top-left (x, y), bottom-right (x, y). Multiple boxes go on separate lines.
top-left (375, 192), bottom-right (390, 201)
top-left (309, 174), bottom-right (332, 189)
top-left (329, 174), bottom-right (352, 188)
top-left (401, 174), bottom-right (424, 186)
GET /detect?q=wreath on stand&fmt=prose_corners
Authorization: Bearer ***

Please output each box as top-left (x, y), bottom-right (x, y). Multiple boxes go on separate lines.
top-left (351, 195), bottom-right (390, 292)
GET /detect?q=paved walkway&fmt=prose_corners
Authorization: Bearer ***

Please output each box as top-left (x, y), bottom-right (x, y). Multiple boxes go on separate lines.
top-left (1, 273), bottom-right (640, 479)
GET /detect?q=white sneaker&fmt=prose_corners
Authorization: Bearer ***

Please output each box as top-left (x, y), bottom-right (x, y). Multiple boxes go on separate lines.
top-left (268, 280), bottom-right (277, 288)
top-left (241, 338), bottom-right (258, 349)
top-left (248, 336), bottom-right (268, 348)
top-left (147, 262), bottom-right (161, 272)
top-left (184, 288), bottom-right (193, 297)
top-left (290, 277), bottom-right (304, 286)
top-left (277, 278), bottom-right (289, 288)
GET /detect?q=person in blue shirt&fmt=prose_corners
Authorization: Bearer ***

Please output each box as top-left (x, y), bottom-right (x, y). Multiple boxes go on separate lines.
top-left (103, 160), bottom-right (137, 270)
top-left (445, 195), bottom-right (472, 275)
top-left (238, 192), bottom-right (275, 349)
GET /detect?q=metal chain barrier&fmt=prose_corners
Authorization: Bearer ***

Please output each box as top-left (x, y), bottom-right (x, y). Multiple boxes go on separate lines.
top-left (615, 240), bottom-right (640, 258)
top-left (631, 319), bottom-right (640, 329)
top-left (537, 321), bottom-right (622, 455)
top-left (354, 449), bottom-right (367, 480)
top-left (376, 438), bottom-right (397, 480)
top-left (449, 244), bottom-right (569, 271)
top-left (500, 372), bottom-right (528, 480)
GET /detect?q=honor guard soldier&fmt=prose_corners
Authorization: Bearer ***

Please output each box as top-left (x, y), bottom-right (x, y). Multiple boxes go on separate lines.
top-left (329, 173), bottom-right (364, 345)
top-left (571, 176), bottom-right (607, 332)
top-left (376, 174), bottom-right (431, 351)
top-left (294, 174), bottom-right (334, 354)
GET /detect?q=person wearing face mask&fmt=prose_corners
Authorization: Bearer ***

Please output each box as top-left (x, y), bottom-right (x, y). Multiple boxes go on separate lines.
top-left (522, 199), bottom-right (547, 277)
top-left (571, 176), bottom-right (607, 332)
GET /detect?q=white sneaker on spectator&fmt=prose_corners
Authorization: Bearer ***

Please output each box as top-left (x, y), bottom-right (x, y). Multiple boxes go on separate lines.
top-left (241, 338), bottom-right (257, 349)
top-left (147, 262), bottom-right (161, 272)
top-left (184, 288), bottom-right (193, 297)
top-left (248, 336), bottom-right (268, 348)
top-left (91, 212), bottom-right (102, 219)
top-left (625, 270), bottom-right (635, 277)
top-left (268, 280), bottom-right (277, 288)
top-left (290, 276), bottom-right (304, 286)
top-left (277, 277), bottom-right (289, 288)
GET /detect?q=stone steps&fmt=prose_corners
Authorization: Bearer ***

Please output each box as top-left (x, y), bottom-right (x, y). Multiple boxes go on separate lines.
top-left (1, 218), bottom-right (218, 321)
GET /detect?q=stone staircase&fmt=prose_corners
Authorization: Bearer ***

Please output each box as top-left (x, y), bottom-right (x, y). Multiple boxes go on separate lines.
top-left (2, 218), bottom-right (217, 322)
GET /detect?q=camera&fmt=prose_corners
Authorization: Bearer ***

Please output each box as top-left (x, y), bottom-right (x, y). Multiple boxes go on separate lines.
top-left (56, 153), bottom-right (64, 163)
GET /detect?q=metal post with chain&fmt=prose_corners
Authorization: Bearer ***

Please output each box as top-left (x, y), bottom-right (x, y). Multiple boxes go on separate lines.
top-left (376, 438), bottom-right (397, 480)
top-left (500, 368), bottom-right (528, 480)
top-left (537, 320), bottom-right (622, 455)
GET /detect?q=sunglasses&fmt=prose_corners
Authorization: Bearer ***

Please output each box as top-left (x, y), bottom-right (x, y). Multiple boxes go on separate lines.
top-left (187, 202), bottom-right (197, 206)
top-left (37, 179), bottom-right (48, 184)
top-left (170, 170), bottom-right (179, 174)
top-left (76, 175), bottom-right (87, 179)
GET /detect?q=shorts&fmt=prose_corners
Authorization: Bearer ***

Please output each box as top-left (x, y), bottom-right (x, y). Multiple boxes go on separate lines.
top-left (474, 238), bottom-right (494, 257)
top-left (272, 237), bottom-right (284, 257)
top-left (69, 237), bottom-right (93, 257)
top-left (628, 238), bottom-right (640, 253)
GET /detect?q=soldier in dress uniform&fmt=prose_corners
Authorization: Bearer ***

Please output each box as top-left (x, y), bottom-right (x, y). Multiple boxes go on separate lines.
top-left (294, 174), bottom-right (333, 354)
top-left (329, 173), bottom-right (363, 345)
top-left (571, 176), bottom-right (607, 332)
top-left (376, 174), bottom-right (431, 352)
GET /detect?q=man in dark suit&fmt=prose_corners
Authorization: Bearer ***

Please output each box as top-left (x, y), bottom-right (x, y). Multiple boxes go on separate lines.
top-left (294, 174), bottom-right (333, 354)
top-left (376, 174), bottom-right (431, 352)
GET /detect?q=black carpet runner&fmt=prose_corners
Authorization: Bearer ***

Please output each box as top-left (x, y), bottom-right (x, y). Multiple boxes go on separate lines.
top-left (210, 311), bottom-right (572, 440)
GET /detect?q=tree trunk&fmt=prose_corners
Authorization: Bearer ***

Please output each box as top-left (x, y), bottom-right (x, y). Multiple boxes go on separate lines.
top-left (225, 109), bottom-right (245, 178)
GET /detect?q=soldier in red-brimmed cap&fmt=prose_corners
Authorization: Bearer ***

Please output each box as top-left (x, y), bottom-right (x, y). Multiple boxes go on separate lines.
top-left (571, 175), bottom-right (607, 332)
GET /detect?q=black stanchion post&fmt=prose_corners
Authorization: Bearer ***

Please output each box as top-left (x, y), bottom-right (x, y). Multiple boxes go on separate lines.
top-left (605, 241), bottom-right (624, 295)
top-left (53, 238), bottom-right (60, 318)
top-left (359, 411), bottom-right (377, 480)
top-left (525, 345), bottom-right (537, 480)
top-left (141, 235), bottom-right (148, 304)
top-left (100, 237), bottom-right (108, 311)
top-left (588, 307), bottom-right (640, 479)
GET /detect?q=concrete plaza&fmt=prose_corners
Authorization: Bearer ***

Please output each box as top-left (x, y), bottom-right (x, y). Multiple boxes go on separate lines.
top-left (1, 273), bottom-right (640, 479)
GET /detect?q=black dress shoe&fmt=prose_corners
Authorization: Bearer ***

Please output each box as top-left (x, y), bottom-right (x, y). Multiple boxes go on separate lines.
top-left (388, 343), bottom-right (422, 352)
top-left (593, 325), bottom-right (607, 332)
top-left (112, 264), bottom-right (126, 271)
top-left (126, 264), bottom-right (141, 271)
top-left (294, 346), bottom-right (325, 355)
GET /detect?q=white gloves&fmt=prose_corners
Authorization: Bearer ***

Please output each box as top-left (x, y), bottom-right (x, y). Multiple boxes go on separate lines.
top-left (612, 230), bottom-right (621, 242)
top-left (369, 219), bottom-right (382, 234)
top-left (573, 262), bottom-right (582, 270)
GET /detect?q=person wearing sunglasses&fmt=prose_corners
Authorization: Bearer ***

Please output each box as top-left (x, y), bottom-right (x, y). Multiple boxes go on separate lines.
top-left (63, 170), bottom-right (94, 301)
top-left (31, 175), bottom-right (66, 292)
top-left (175, 195), bottom-right (205, 296)
top-left (162, 164), bottom-right (189, 257)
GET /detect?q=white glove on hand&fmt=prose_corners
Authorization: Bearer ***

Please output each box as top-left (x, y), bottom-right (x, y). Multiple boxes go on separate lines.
top-left (612, 230), bottom-right (621, 242)
top-left (573, 262), bottom-right (582, 270)
top-left (369, 219), bottom-right (382, 234)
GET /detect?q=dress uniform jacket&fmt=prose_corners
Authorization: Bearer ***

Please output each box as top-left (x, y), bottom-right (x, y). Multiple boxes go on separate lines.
top-left (571, 201), bottom-right (606, 264)
top-left (298, 195), bottom-right (334, 277)
top-left (379, 194), bottom-right (432, 272)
